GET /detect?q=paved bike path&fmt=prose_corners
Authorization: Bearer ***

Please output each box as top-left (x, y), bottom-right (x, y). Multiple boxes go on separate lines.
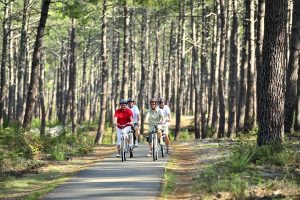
top-left (43, 143), bottom-right (169, 200)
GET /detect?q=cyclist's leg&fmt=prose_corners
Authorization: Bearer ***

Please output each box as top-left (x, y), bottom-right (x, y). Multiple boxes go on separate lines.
top-left (147, 132), bottom-right (152, 157)
top-left (164, 126), bottom-right (170, 153)
top-left (116, 128), bottom-right (122, 156)
top-left (134, 123), bottom-right (140, 146)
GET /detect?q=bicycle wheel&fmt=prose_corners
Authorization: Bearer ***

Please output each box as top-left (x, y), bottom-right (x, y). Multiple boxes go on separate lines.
top-left (161, 144), bottom-right (164, 157)
top-left (152, 133), bottom-right (157, 161)
top-left (121, 137), bottom-right (125, 162)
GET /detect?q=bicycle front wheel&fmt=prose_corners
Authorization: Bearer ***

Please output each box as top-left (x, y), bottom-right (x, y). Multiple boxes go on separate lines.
top-left (152, 134), bottom-right (158, 161)
top-left (121, 137), bottom-right (126, 162)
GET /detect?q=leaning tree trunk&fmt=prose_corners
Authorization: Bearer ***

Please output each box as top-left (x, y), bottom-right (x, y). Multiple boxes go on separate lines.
top-left (95, 0), bottom-right (108, 145)
top-left (285, 0), bottom-right (300, 133)
top-left (23, 0), bottom-right (51, 129)
top-left (227, 0), bottom-right (238, 137)
top-left (257, 0), bottom-right (288, 146)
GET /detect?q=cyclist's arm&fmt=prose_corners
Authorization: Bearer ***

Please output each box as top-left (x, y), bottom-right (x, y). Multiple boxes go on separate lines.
top-left (114, 117), bottom-right (118, 126)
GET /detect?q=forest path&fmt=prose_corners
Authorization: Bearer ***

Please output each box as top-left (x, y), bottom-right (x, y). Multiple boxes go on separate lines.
top-left (43, 143), bottom-right (170, 200)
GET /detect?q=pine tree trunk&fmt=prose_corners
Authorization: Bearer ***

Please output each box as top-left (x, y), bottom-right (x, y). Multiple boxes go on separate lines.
top-left (0, 1), bottom-right (9, 127)
top-left (139, 9), bottom-right (148, 135)
top-left (175, 1), bottom-right (186, 140)
top-left (39, 50), bottom-right (46, 136)
top-left (16, 0), bottom-right (29, 123)
top-left (69, 19), bottom-right (77, 134)
top-left (151, 15), bottom-right (160, 98)
top-left (121, 0), bottom-right (129, 99)
top-left (227, 0), bottom-right (238, 137)
top-left (285, 0), bottom-right (300, 133)
top-left (95, 0), bottom-right (108, 145)
top-left (217, 0), bottom-right (226, 137)
top-left (257, 0), bottom-right (287, 146)
top-left (236, 0), bottom-right (250, 133)
top-left (244, 0), bottom-right (256, 132)
top-left (22, 0), bottom-right (51, 129)
top-left (200, 0), bottom-right (208, 139)
top-left (190, 0), bottom-right (200, 139)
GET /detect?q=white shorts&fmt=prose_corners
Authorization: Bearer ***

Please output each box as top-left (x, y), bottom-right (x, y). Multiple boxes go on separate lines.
top-left (161, 125), bottom-right (169, 135)
top-left (116, 126), bottom-right (132, 146)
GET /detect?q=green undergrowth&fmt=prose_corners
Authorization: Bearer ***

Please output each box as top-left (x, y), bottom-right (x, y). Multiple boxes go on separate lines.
top-left (194, 139), bottom-right (300, 199)
top-left (0, 126), bottom-right (94, 174)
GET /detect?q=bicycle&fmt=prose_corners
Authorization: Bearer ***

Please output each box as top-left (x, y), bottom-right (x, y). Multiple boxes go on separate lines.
top-left (149, 122), bottom-right (166, 161)
top-left (116, 123), bottom-right (134, 162)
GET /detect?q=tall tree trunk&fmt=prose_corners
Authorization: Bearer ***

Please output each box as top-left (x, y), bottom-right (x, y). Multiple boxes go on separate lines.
top-left (200, 0), bottom-right (208, 139)
top-left (151, 15), bottom-right (160, 98)
top-left (236, 0), bottom-right (250, 133)
top-left (227, 0), bottom-right (238, 137)
top-left (17, 0), bottom-right (29, 123)
top-left (257, 0), bottom-right (287, 146)
top-left (139, 9), bottom-right (148, 136)
top-left (190, 0), bottom-right (200, 139)
top-left (120, 0), bottom-right (129, 99)
top-left (217, 0), bottom-right (226, 137)
top-left (0, 0), bottom-right (9, 127)
top-left (285, 0), bottom-right (300, 133)
top-left (23, 0), bottom-right (51, 129)
top-left (95, 0), bottom-right (108, 145)
top-left (39, 50), bottom-right (46, 135)
top-left (69, 19), bottom-right (77, 134)
top-left (175, 0), bottom-right (186, 140)
top-left (244, 0), bottom-right (256, 132)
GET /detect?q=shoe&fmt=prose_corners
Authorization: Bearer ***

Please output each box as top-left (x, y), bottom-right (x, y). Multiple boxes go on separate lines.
top-left (147, 151), bottom-right (151, 157)
top-left (116, 153), bottom-right (120, 157)
top-left (166, 149), bottom-right (170, 154)
top-left (134, 140), bottom-right (139, 147)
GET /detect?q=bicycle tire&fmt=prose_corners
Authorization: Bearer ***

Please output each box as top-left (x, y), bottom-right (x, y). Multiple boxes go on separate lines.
top-left (161, 143), bottom-right (164, 157)
top-left (153, 133), bottom-right (158, 161)
top-left (121, 137), bottom-right (125, 162)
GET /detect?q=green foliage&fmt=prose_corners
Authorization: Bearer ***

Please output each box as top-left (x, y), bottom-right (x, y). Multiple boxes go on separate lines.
top-left (42, 131), bottom-right (94, 161)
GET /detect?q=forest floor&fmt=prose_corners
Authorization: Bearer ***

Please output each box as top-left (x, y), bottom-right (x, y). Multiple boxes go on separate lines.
top-left (160, 137), bottom-right (300, 200)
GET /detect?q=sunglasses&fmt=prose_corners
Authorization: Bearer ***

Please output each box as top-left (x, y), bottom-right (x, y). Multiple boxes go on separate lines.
top-left (150, 103), bottom-right (156, 105)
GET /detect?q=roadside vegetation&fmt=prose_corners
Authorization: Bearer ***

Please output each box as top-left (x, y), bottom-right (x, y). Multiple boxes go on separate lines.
top-left (0, 120), bottom-right (115, 200)
top-left (161, 131), bottom-right (300, 199)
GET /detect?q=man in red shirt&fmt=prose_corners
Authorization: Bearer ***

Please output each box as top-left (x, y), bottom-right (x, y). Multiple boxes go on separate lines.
top-left (114, 99), bottom-right (133, 157)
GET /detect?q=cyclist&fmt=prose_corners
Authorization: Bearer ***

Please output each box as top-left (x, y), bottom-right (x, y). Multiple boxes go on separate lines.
top-left (114, 99), bottom-right (133, 157)
top-left (158, 97), bottom-right (171, 153)
top-left (127, 98), bottom-right (140, 147)
top-left (144, 98), bottom-right (164, 157)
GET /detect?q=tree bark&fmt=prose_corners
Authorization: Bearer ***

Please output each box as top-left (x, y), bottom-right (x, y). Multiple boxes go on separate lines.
top-left (22, 0), bottom-right (51, 129)
top-left (95, 0), bottom-right (108, 145)
top-left (244, 0), bottom-right (256, 132)
top-left (257, 0), bottom-right (287, 146)
top-left (227, 0), bottom-right (238, 137)
top-left (120, 0), bottom-right (129, 99)
top-left (175, 0), bottom-right (186, 140)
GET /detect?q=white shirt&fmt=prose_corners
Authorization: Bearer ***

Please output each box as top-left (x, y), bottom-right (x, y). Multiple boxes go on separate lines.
top-left (160, 105), bottom-right (171, 125)
top-left (129, 105), bottom-right (140, 123)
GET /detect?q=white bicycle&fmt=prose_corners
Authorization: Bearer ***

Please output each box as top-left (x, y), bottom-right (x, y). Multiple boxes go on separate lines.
top-left (116, 123), bottom-right (134, 162)
top-left (149, 122), bottom-right (167, 161)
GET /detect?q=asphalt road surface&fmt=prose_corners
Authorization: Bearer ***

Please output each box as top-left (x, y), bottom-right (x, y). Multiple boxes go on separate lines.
top-left (43, 143), bottom-right (170, 200)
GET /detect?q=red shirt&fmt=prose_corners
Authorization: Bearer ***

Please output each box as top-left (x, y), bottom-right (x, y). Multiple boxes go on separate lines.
top-left (114, 108), bottom-right (133, 128)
